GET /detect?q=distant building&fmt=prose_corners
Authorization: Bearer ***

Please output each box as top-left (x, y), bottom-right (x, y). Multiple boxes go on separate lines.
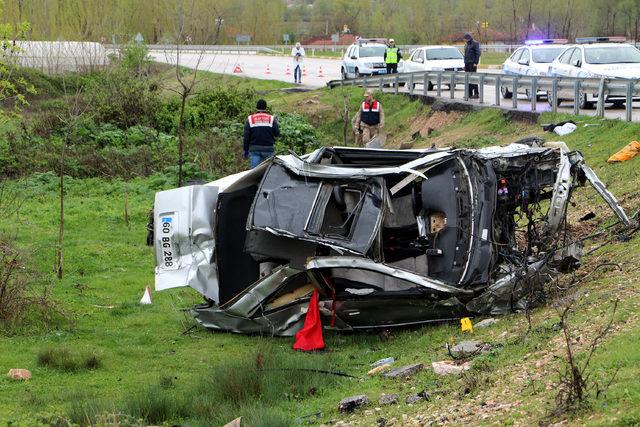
top-left (301, 34), bottom-right (357, 46)
top-left (9, 41), bottom-right (109, 74)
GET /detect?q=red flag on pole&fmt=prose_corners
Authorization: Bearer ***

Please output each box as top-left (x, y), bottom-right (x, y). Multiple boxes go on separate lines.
top-left (293, 289), bottom-right (325, 351)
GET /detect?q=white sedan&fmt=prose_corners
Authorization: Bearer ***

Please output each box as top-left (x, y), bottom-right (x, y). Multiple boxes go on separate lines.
top-left (399, 45), bottom-right (464, 90)
top-left (547, 37), bottom-right (640, 108)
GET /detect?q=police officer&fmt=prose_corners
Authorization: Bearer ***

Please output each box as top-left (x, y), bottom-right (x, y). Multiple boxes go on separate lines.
top-left (243, 99), bottom-right (280, 168)
top-left (384, 38), bottom-right (401, 74)
top-left (463, 32), bottom-right (481, 98)
top-left (354, 89), bottom-right (385, 147)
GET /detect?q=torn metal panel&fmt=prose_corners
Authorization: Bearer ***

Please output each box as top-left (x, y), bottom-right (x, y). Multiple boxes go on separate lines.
top-left (574, 155), bottom-right (632, 226)
top-left (154, 185), bottom-right (219, 301)
top-left (546, 150), bottom-right (572, 234)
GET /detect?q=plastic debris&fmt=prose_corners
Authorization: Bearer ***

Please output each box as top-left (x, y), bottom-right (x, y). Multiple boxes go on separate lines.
top-left (553, 122), bottom-right (577, 136)
top-left (371, 357), bottom-right (395, 368)
top-left (139, 286), bottom-right (152, 305)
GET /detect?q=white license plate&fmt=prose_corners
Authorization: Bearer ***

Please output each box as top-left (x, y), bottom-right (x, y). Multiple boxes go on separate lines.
top-left (159, 215), bottom-right (178, 270)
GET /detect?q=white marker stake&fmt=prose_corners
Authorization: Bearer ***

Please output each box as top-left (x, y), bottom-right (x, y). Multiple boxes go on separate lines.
top-left (140, 285), bottom-right (153, 305)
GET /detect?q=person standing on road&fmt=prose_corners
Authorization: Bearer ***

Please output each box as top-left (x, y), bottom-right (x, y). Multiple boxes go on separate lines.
top-left (384, 38), bottom-right (401, 75)
top-left (291, 42), bottom-right (305, 84)
top-left (463, 32), bottom-right (481, 99)
top-left (354, 89), bottom-right (385, 147)
top-left (243, 99), bottom-right (280, 168)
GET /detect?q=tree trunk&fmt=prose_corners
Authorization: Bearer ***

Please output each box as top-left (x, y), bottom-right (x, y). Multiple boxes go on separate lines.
top-left (177, 92), bottom-right (187, 187)
top-left (56, 136), bottom-right (66, 280)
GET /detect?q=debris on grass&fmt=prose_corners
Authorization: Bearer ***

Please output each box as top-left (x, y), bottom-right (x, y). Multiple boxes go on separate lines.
top-left (339, 395), bottom-right (369, 412)
top-left (7, 368), bottom-right (31, 380)
top-left (383, 363), bottom-right (424, 379)
top-left (432, 360), bottom-right (471, 376)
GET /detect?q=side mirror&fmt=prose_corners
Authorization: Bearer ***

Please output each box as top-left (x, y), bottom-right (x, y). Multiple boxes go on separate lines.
top-left (573, 59), bottom-right (582, 67)
top-left (518, 58), bottom-right (529, 66)
top-left (350, 56), bottom-right (357, 60)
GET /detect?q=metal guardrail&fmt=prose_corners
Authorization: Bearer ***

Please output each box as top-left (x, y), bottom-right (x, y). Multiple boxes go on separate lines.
top-left (327, 71), bottom-right (640, 122)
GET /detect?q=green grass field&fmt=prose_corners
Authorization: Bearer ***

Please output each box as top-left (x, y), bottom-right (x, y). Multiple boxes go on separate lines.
top-left (1, 80), bottom-right (640, 426)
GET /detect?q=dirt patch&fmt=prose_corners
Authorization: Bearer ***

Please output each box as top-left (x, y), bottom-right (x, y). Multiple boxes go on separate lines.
top-left (409, 111), bottom-right (464, 138)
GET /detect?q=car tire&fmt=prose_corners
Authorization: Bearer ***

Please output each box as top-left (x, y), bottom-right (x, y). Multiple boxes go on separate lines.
top-left (612, 101), bottom-right (625, 108)
top-left (525, 89), bottom-right (543, 102)
top-left (546, 92), bottom-right (562, 107)
top-left (579, 91), bottom-right (594, 109)
top-left (427, 81), bottom-right (434, 91)
top-left (501, 85), bottom-right (513, 99)
top-left (341, 68), bottom-right (347, 80)
top-left (355, 68), bottom-right (361, 78)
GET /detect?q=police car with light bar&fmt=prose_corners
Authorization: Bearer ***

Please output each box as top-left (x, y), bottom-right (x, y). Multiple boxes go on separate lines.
top-left (500, 39), bottom-right (570, 100)
top-left (547, 36), bottom-right (640, 108)
top-left (341, 38), bottom-right (389, 79)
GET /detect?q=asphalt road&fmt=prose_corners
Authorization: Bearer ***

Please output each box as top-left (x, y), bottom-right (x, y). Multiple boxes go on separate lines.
top-left (150, 51), bottom-right (640, 121)
top-left (149, 50), bottom-right (341, 87)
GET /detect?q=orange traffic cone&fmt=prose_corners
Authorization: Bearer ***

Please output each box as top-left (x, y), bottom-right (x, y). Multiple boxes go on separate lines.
top-left (302, 65), bottom-right (308, 77)
top-left (233, 63), bottom-right (242, 73)
top-left (139, 285), bottom-right (152, 305)
top-left (285, 64), bottom-right (291, 75)
top-left (317, 66), bottom-right (325, 77)
top-left (292, 289), bottom-right (325, 352)
top-left (265, 64), bottom-right (272, 74)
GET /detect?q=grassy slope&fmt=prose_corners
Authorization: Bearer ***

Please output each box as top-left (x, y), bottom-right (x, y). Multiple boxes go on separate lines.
top-left (1, 77), bottom-right (639, 426)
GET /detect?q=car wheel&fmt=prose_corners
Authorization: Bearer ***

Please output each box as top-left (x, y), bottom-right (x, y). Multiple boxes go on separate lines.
top-left (341, 68), bottom-right (347, 80)
top-left (501, 85), bottom-right (513, 99)
top-left (427, 81), bottom-right (434, 91)
top-left (546, 91), bottom-right (562, 107)
top-left (579, 90), bottom-right (594, 109)
top-left (612, 101), bottom-right (625, 108)
top-left (355, 68), bottom-right (361, 78)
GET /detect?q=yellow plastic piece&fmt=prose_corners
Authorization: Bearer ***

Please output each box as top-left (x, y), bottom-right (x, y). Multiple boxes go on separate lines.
top-left (608, 141), bottom-right (640, 163)
top-left (460, 317), bottom-right (473, 333)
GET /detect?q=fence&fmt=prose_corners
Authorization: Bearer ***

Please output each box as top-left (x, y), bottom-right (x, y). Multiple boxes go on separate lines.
top-left (327, 71), bottom-right (640, 122)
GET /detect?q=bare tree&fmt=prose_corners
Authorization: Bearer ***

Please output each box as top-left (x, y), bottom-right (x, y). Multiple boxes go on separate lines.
top-left (164, 0), bottom-right (211, 187)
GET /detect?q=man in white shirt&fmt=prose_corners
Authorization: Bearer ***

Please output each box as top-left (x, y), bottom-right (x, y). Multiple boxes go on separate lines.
top-left (291, 42), bottom-right (305, 84)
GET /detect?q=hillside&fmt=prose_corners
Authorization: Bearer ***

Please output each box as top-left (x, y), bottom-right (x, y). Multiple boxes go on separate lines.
top-left (1, 67), bottom-right (639, 427)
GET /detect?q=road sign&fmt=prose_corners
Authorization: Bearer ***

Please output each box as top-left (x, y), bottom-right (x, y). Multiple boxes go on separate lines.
top-left (331, 33), bottom-right (339, 43)
top-left (283, 34), bottom-right (290, 42)
top-left (236, 35), bottom-right (251, 44)
top-left (481, 21), bottom-right (489, 29)
top-left (134, 32), bottom-right (144, 43)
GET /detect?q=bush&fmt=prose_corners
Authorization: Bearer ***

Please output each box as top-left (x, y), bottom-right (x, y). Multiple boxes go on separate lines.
top-left (275, 112), bottom-right (323, 155)
top-left (124, 386), bottom-right (189, 425)
top-left (37, 346), bottom-right (102, 372)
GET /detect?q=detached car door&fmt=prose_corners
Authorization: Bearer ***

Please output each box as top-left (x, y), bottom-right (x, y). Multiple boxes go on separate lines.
top-left (248, 163), bottom-right (386, 256)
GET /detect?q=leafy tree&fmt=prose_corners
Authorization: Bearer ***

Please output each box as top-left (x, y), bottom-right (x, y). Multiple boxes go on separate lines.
top-left (0, 17), bottom-right (35, 118)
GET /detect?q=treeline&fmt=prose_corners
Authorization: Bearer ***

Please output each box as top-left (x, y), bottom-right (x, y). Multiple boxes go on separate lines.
top-left (1, 0), bottom-right (640, 45)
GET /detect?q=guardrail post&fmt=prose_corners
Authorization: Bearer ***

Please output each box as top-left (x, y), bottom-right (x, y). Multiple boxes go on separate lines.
top-left (530, 78), bottom-right (537, 111)
top-left (450, 73), bottom-right (455, 99)
top-left (512, 77), bottom-right (518, 109)
top-left (423, 73), bottom-right (429, 96)
top-left (551, 79), bottom-right (558, 114)
top-left (626, 81), bottom-right (633, 122)
top-left (479, 75), bottom-right (485, 104)
top-left (573, 80), bottom-right (580, 116)
top-left (409, 74), bottom-right (414, 95)
top-left (394, 75), bottom-right (399, 95)
top-left (464, 73), bottom-right (469, 100)
top-left (436, 73), bottom-right (442, 97)
top-left (596, 78), bottom-right (605, 118)
top-left (495, 75), bottom-right (501, 106)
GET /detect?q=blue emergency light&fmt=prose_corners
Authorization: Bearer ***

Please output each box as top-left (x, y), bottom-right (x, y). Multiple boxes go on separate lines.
top-left (524, 39), bottom-right (568, 45)
top-left (576, 36), bottom-right (626, 44)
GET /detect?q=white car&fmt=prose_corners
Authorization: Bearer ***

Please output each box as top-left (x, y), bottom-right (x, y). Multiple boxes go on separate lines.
top-left (547, 37), bottom-right (640, 108)
top-left (501, 39), bottom-right (570, 100)
top-left (398, 45), bottom-right (464, 90)
top-left (341, 39), bottom-right (388, 79)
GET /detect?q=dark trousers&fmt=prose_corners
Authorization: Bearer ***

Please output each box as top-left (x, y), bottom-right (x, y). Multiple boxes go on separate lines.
top-left (386, 63), bottom-right (398, 74)
top-left (464, 63), bottom-right (478, 97)
top-left (293, 65), bottom-right (301, 83)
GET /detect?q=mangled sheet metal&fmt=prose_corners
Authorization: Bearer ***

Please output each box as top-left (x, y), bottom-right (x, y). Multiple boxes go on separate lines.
top-left (152, 144), bottom-right (632, 336)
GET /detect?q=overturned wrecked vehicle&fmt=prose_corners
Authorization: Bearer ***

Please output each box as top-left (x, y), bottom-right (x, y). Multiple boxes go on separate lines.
top-left (152, 144), bottom-right (631, 336)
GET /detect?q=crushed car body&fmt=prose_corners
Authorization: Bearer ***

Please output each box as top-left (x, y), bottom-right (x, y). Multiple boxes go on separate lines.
top-left (152, 144), bottom-right (631, 336)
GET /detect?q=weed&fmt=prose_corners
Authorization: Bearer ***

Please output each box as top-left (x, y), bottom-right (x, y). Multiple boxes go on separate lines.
top-left (123, 385), bottom-right (189, 424)
top-left (37, 347), bottom-right (102, 372)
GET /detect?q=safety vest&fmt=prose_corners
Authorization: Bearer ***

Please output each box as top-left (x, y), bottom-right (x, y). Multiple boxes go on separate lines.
top-left (385, 47), bottom-right (399, 64)
top-left (360, 100), bottom-right (381, 125)
top-left (248, 112), bottom-right (275, 128)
